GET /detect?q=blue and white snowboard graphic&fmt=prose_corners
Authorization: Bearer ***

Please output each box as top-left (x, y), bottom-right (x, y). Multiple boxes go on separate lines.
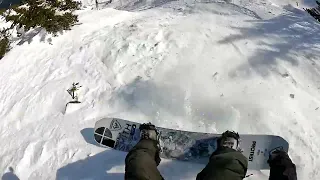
top-left (93, 118), bottom-right (289, 170)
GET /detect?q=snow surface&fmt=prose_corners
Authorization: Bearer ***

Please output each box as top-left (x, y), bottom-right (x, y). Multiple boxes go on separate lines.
top-left (0, 0), bottom-right (320, 179)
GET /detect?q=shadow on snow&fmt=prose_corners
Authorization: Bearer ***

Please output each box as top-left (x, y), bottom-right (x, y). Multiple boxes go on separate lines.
top-left (57, 127), bottom-right (204, 180)
top-left (76, 128), bottom-right (204, 180)
top-left (218, 5), bottom-right (320, 77)
top-left (81, 128), bottom-right (100, 147)
top-left (56, 149), bottom-right (125, 180)
top-left (1, 167), bottom-right (20, 180)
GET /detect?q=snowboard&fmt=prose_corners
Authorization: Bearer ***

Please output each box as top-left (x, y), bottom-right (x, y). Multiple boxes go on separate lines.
top-left (93, 118), bottom-right (289, 170)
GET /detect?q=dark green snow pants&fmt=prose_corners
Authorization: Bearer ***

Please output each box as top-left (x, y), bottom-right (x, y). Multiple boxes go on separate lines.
top-left (125, 139), bottom-right (164, 180)
top-left (124, 139), bottom-right (248, 180)
top-left (196, 147), bottom-right (248, 180)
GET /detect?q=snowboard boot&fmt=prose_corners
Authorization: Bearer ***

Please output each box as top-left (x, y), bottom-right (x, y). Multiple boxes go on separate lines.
top-left (139, 122), bottom-right (161, 165)
top-left (139, 122), bottom-right (160, 142)
top-left (217, 130), bottom-right (241, 151)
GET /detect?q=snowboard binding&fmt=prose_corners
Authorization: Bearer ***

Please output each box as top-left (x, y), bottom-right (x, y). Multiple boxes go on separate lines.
top-left (218, 130), bottom-right (241, 151)
top-left (139, 122), bottom-right (162, 165)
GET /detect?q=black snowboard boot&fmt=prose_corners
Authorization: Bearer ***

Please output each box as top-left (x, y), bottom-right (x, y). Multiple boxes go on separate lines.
top-left (125, 122), bottom-right (164, 180)
top-left (139, 122), bottom-right (160, 142)
top-left (217, 130), bottom-right (241, 151)
top-left (197, 131), bottom-right (248, 180)
top-left (268, 150), bottom-right (297, 180)
top-left (139, 122), bottom-right (161, 165)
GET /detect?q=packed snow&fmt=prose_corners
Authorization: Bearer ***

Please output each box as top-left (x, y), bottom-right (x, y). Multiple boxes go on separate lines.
top-left (0, 0), bottom-right (320, 179)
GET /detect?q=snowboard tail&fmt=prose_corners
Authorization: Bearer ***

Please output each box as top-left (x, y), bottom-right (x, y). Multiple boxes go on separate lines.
top-left (93, 118), bottom-right (289, 170)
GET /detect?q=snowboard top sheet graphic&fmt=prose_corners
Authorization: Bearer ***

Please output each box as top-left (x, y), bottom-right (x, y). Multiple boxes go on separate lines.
top-left (93, 118), bottom-right (289, 170)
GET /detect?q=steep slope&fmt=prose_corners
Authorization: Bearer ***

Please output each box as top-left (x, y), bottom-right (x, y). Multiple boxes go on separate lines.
top-left (0, 0), bottom-right (319, 179)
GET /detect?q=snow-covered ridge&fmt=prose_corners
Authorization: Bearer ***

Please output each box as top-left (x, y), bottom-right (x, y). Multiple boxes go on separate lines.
top-left (81, 0), bottom-right (318, 10)
top-left (0, 0), bottom-right (319, 179)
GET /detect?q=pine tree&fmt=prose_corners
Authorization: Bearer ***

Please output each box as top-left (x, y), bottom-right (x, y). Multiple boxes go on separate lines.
top-left (0, 28), bottom-right (11, 60)
top-left (0, 0), bottom-right (81, 59)
top-left (3, 0), bottom-right (81, 36)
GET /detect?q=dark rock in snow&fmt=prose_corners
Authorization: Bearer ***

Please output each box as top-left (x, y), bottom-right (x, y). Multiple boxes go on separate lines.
top-left (212, 72), bottom-right (218, 78)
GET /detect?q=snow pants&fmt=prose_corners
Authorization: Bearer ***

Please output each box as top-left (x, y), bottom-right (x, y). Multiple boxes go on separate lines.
top-left (124, 139), bottom-right (248, 180)
top-left (125, 139), bottom-right (164, 180)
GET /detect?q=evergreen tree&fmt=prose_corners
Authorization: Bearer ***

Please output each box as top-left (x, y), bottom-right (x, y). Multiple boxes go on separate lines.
top-left (0, 28), bottom-right (11, 59)
top-left (0, 0), bottom-right (81, 59)
top-left (3, 0), bottom-right (81, 36)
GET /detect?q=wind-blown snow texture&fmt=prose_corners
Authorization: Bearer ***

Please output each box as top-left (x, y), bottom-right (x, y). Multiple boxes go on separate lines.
top-left (0, 0), bottom-right (319, 179)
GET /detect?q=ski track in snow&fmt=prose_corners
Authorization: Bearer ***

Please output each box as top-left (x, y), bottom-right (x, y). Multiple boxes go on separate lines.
top-left (0, 0), bottom-right (320, 179)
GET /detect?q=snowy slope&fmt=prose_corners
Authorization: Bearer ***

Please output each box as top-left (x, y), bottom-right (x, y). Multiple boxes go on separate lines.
top-left (0, 0), bottom-right (320, 179)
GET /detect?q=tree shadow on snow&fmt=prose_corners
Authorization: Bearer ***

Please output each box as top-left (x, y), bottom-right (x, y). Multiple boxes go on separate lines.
top-left (9, 26), bottom-right (53, 45)
top-left (56, 150), bottom-right (125, 180)
top-left (10, 27), bottom-right (48, 45)
top-left (218, 5), bottom-right (320, 78)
